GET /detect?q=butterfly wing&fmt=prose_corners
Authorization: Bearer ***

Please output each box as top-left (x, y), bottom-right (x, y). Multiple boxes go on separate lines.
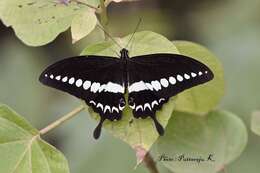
top-left (127, 53), bottom-right (214, 135)
top-left (39, 56), bottom-right (126, 139)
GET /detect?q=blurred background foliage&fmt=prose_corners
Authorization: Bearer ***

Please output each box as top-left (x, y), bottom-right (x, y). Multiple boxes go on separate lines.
top-left (0, 0), bottom-right (259, 172)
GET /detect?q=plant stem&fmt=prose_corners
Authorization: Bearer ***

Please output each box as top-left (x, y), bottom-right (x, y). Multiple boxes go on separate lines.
top-left (99, 0), bottom-right (108, 25)
top-left (143, 152), bottom-right (160, 173)
top-left (40, 105), bottom-right (85, 135)
top-left (99, 0), bottom-right (109, 40)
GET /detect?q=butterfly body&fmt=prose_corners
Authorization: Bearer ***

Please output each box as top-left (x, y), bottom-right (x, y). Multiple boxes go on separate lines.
top-left (40, 48), bottom-right (214, 139)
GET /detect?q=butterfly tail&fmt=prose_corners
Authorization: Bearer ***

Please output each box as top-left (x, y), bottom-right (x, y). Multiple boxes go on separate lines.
top-left (93, 117), bottom-right (105, 139)
top-left (151, 114), bottom-right (165, 136)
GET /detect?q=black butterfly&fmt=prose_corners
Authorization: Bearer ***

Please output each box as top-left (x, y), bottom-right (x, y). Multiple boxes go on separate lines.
top-left (39, 48), bottom-right (214, 139)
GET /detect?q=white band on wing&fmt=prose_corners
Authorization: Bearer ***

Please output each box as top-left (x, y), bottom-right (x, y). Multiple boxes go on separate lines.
top-left (128, 71), bottom-right (205, 93)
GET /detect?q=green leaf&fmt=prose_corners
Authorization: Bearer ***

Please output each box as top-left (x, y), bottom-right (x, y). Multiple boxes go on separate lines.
top-left (0, 0), bottom-right (98, 46)
top-left (251, 111), bottom-right (260, 136)
top-left (173, 41), bottom-right (225, 115)
top-left (82, 31), bottom-right (179, 56)
top-left (82, 31), bottom-right (179, 164)
top-left (157, 110), bottom-right (248, 173)
top-left (71, 9), bottom-right (97, 43)
top-left (0, 104), bottom-right (70, 173)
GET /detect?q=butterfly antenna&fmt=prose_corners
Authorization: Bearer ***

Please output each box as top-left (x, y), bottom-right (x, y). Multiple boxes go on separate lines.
top-left (96, 24), bottom-right (123, 49)
top-left (125, 18), bottom-right (142, 49)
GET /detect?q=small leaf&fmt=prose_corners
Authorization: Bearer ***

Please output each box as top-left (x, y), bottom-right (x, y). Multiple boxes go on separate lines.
top-left (0, 104), bottom-right (70, 173)
top-left (173, 41), bottom-right (225, 115)
top-left (251, 111), bottom-right (260, 136)
top-left (71, 9), bottom-right (97, 43)
top-left (82, 31), bottom-right (179, 164)
top-left (157, 110), bottom-right (248, 173)
top-left (0, 0), bottom-right (97, 46)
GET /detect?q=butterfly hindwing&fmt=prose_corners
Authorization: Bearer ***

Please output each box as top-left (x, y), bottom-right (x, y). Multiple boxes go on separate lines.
top-left (127, 53), bottom-right (214, 134)
top-left (128, 88), bottom-right (168, 135)
top-left (39, 56), bottom-right (125, 139)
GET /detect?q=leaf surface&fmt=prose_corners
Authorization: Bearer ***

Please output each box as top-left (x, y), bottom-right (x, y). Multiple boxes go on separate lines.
top-left (157, 110), bottom-right (248, 173)
top-left (71, 9), bottom-right (97, 43)
top-left (0, 0), bottom-right (98, 46)
top-left (0, 104), bottom-right (70, 173)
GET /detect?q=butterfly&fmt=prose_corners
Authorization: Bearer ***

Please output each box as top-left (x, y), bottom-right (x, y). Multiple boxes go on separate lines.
top-left (39, 48), bottom-right (214, 139)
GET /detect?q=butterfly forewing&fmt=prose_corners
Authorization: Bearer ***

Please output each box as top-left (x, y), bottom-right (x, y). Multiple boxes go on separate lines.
top-left (39, 55), bottom-right (126, 139)
top-left (127, 53), bottom-right (214, 132)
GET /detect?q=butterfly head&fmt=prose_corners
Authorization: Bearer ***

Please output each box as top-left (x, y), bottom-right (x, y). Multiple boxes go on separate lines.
top-left (120, 48), bottom-right (129, 59)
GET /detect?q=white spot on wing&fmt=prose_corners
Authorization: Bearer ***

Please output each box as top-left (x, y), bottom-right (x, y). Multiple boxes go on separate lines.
top-left (55, 75), bottom-right (61, 80)
top-left (152, 100), bottom-right (159, 108)
top-left (97, 103), bottom-right (103, 111)
top-left (169, 76), bottom-right (176, 85)
top-left (129, 81), bottom-right (147, 93)
top-left (75, 79), bottom-right (83, 87)
top-left (119, 104), bottom-right (125, 111)
top-left (98, 84), bottom-right (106, 93)
top-left (91, 82), bottom-right (100, 93)
top-left (62, 76), bottom-right (68, 82)
top-left (184, 74), bottom-right (190, 79)
top-left (191, 72), bottom-right (197, 77)
top-left (145, 83), bottom-right (154, 91)
top-left (45, 74), bottom-right (48, 77)
top-left (160, 78), bottom-right (169, 88)
top-left (104, 105), bottom-right (111, 113)
top-left (205, 71), bottom-right (208, 74)
top-left (105, 82), bottom-right (124, 93)
top-left (144, 103), bottom-right (151, 111)
top-left (68, 77), bottom-right (75, 84)
top-left (198, 71), bottom-right (203, 76)
top-left (129, 103), bottom-right (135, 109)
top-left (136, 105), bottom-right (143, 112)
top-left (89, 100), bottom-right (96, 105)
top-left (50, 74), bottom-right (54, 79)
top-left (112, 107), bottom-right (119, 113)
top-left (159, 98), bottom-right (165, 103)
top-left (177, 75), bottom-right (183, 82)
top-left (151, 80), bottom-right (161, 91)
top-left (83, 81), bottom-right (91, 90)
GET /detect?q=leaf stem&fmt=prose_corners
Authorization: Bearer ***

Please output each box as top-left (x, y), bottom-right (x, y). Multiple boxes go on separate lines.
top-left (99, 0), bottom-right (109, 40)
top-left (39, 105), bottom-right (85, 135)
top-left (143, 152), bottom-right (160, 173)
top-left (99, 0), bottom-right (108, 24)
